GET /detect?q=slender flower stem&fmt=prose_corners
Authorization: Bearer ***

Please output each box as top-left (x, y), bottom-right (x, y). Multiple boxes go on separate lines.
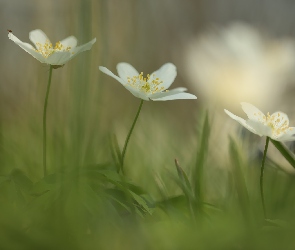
top-left (43, 65), bottom-right (53, 177)
top-left (260, 136), bottom-right (270, 219)
top-left (121, 99), bottom-right (144, 173)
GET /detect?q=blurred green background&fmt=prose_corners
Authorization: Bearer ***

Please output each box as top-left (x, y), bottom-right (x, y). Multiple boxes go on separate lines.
top-left (2, 0), bottom-right (295, 249)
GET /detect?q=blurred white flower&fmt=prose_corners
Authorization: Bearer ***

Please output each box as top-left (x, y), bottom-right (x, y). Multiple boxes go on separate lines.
top-left (225, 102), bottom-right (295, 141)
top-left (8, 29), bottom-right (96, 66)
top-left (184, 22), bottom-right (295, 113)
top-left (99, 63), bottom-right (197, 101)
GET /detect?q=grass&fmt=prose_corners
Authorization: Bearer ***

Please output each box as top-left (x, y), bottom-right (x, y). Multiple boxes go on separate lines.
top-left (1, 80), bottom-right (295, 249)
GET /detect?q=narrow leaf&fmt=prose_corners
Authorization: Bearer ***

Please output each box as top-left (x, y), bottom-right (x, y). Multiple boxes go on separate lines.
top-left (109, 133), bottom-right (123, 173)
top-left (175, 159), bottom-right (192, 191)
top-left (130, 191), bottom-right (153, 215)
top-left (193, 111), bottom-right (210, 201)
top-left (271, 139), bottom-right (295, 169)
top-left (229, 137), bottom-right (251, 222)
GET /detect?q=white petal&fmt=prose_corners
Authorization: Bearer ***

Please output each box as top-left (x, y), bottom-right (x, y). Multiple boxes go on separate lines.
top-left (224, 109), bottom-right (261, 136)
top-left (46, 51), bottom-right (71, 65)
top-left (246, 120), bottom-right (271, 137)
top-left (148, 87), bottom-right (187, 99)
top-left (124, 85), bottom-right (149, 100)
top-left (51, 37), bottom-right (96, 65)
top-left (151, 92), bottom-right (197, 101)
top-left (99, 66), bottom-right (127, 85)
top-left (8, 33), bottom-right (47, 63)
top-left (60, 36), bottom-right (78, 49)
top-left (276, 127), bottom-right (295, 141)
top-left (70, 38), bottom-right (96, 58)
top-left (149, 63), bottom-right (177, 90)
top-left (241, 102), bottom-right (266, 122)
top-left (29, 29), bottom-right (50, 47)
top-left (8, 33), bottom-right (35, 50)
top-left (117, 63), bottom-right (139, 81)
top-left (60, 38), bottom-right (95, 65)
top-left (270, 112), bottom-right (289, 129)
top-left (99, 66), bottom-right (146, 100)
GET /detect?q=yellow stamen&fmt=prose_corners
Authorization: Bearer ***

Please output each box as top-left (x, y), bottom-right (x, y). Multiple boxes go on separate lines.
top-left (35, 39), bottom-right (72, 58)
top-left (265, 112), bottom-right (290, 137)
top-left (127, 72), bottom-right (165, 94)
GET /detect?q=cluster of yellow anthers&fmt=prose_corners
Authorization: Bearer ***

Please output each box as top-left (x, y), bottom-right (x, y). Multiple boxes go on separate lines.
top-left (265, 112), bottom-right (293, 136)
top-left (253, 111), bottom-right (294, 137)
top-left (35, 40), bottom-right (72, 58)
top-left (127, 72), bottom-right (167, 94)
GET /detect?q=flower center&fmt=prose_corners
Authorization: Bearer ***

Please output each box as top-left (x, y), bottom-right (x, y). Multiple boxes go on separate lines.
top-left (127, 72), bottom-right (166, 94)
top-left (265, 112), bottom-right (292, 136)
top-left (35, 40), bottom-right (72, 58)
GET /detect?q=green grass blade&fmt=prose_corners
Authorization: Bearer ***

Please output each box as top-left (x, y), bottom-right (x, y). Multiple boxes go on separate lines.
top-left (109, 133), bottom-right (123, 173)
top-left (228, 137), bottom-right (251, 223)
top-left (175, 159), bottom-right (192, 191)
top-left (193, 111), bottom-right (210, 203)
top-left (270, 139), bottom-right (295, 169)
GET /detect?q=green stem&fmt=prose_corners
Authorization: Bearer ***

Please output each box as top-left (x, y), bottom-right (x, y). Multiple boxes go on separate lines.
top-left (260, 136), bottom-right (270, 219)
top-left (43, 65), bottom-right (53, 177)
top-left (121, 99), bottom-right (144, 173)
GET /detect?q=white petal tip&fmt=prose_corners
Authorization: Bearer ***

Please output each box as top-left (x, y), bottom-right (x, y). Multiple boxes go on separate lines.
top-left (8, 32), bottom-right (15, 41)
top-left (224, 109), bottom-right (238, 119)
top-left (162, 62), bottom-right (176, 69)
top-left (98, 66), bottom-right (107, 72)
top-left (185, 95), bottom-right (197, 100)
top-left (151, 92), bottom-right (197, 101)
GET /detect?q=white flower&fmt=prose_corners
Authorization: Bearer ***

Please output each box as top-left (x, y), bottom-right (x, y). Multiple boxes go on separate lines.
top-left (99, 63), bottom-right (197, 101)
top-left (8, 29), bottom-right (96, 66)
top-left (183, 22), bottom-right (295, 113)
top-left (225, 102), bottom-right (295, 141)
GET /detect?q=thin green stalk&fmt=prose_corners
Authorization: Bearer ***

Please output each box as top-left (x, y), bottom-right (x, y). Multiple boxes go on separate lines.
top-left (121, 99), bottom-right (144, 173)
top-left (43, 65), bottom-right (53, 177)
top-left (260, 136), bottom-right (270, 219)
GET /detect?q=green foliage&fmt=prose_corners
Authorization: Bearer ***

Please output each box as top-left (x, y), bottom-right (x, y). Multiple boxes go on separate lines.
top-left (228, 137), bottom-right (251, 223)
top-left (193, 110), bottom-right (211, 213)
top-left (270, 139), bottom-right (295, 168)
top-left (7, 100), bottom-right (295, 249)
top-left (109, 133), bottom-right (123, 173)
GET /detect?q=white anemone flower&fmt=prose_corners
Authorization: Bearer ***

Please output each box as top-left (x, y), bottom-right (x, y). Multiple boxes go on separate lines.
top-left (8, 29), bottom-right (96, 66)
top-left (184, 22), bottom-right (295, 113)
top-left (99, 63), bottom-right (197, 101)
top-left (225, 102), bottom-right (295, 141)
